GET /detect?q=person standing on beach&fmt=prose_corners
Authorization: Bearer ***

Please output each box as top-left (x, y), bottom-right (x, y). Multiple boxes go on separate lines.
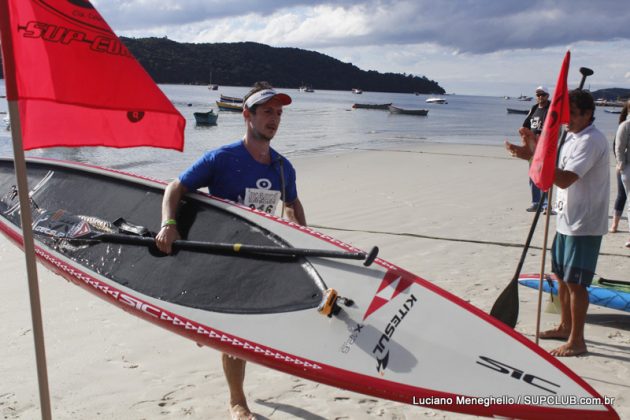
top-left (611, 100), bottom-right (630, 239)
top-left (611, 101), bottom-right (630, 248)
top-left (538, 90), bottom-right (609, 357)
top-left (504, 86), bottom-right (551, 212)
top-left (155, 81), bottom-right (306, 419)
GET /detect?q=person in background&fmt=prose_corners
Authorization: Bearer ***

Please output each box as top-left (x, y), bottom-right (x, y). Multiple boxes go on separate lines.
top-left (505, 85), bottom-right (552, 212)
top-left (614, 100), bottom-right (630, 247)
top-left (610, 100), bottom-right (630, 235)
top-left (538, 90), bottom-right (609, 357)
top-left (156, 81), bottom-right (306, 419)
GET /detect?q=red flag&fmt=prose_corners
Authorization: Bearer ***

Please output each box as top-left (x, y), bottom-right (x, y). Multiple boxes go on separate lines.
top-left (529, 51), bottom-right (571, 191)
top-left (0, 0), bottom-right (185, 150)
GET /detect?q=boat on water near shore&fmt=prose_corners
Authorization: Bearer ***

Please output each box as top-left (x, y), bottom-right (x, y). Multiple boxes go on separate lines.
top-left (193, 110), bottom-right (219, 125)
top-left (299, 85), bottom-right (315, 93)
top-left (352, 88), bottom-right (363, 94)
top-left (216, 101), bottom-right (243, 112)
top-left (595, 98), bottom-right (625, 107)
top-left (426, 97), bottom-right (448, 104)
top-left (389, 105), bottom-right (429, 116)
top-left (506, 108), bottom-right (530, 115)
top-left (516, 94), bottom-right (533, 101)
top-left (219, 94), bottom-right (243, 104)
top-left (352, 103), bottom-right (392, 110)
top-left (604, 108), bottom-right (622, 114)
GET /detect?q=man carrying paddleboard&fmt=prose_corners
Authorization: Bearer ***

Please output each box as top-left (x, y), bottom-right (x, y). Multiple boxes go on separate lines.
top-left (156, 81), bottom-right (306, 419)
top-left (539, 89), bottom-right (609, 357)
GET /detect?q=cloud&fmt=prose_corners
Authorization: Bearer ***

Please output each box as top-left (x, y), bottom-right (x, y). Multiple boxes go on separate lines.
top-left (95, 0), bottom-right (630, 54)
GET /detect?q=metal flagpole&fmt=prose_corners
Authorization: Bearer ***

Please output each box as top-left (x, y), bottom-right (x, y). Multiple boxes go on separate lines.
top-left (7, 100), bottom-right (53, 420)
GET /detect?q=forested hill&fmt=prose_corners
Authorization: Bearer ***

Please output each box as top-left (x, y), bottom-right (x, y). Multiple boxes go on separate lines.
top-left (121, 38), bottom-right (444, 94)
top-left (0, 37), bottom-right (442, 94)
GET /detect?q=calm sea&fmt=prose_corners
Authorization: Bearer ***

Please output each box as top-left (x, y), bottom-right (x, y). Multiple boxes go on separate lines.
top-left (0, 84), bottom-right (621, 180)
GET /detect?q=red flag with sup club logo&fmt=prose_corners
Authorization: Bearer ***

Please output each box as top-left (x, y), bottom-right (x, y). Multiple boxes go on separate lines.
top-left (528, 51), bottom-right (570, 191)
top-left (0, 0), bottom-right (185, 150)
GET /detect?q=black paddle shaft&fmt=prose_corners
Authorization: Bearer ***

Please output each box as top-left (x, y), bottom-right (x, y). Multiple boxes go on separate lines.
top-left (87, 233), bottom-right (379, 265)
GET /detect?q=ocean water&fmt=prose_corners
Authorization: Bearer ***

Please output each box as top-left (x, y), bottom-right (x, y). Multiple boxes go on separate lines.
top-left (0, 83), bottom-right (621, 180)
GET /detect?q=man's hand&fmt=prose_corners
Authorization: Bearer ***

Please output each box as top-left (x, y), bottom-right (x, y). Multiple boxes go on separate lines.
top-left (504, 140), bottom-right (533, 160)
top-left (155, 225), bottom-right (180, 254)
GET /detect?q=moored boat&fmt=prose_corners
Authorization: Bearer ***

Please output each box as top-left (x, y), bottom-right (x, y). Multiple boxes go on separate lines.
top-left (506, 108), bottom-right (530, 115)
top-left (425, 97), bottom-right (448, 104)
top-left (216, 101), bottom-right (243, 112)
top-left (351, 88), bottom-right (363, 94)
top-left (219, 94), bottom-right (243, 104)
top-left (388, 105), bottom-right (429, 116)
top-left (352, 103), bottom-right (392, 110)
top-left (193, 110), bottom-right (219, 125)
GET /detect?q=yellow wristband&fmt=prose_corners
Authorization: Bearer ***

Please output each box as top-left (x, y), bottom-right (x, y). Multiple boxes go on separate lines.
top-left (161, 219), bottom-right (177, 228)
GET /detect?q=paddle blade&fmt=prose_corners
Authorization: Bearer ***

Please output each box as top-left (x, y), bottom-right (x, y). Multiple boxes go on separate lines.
top-left (489, 276), bottom-right (519, 328)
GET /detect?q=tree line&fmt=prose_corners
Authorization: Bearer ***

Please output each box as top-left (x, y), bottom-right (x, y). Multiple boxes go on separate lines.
top-left (0, 37), bottom-right (443, 94)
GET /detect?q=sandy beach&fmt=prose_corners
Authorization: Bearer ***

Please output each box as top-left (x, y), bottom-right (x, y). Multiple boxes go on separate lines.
top-left (1, 143), bottom-right (628, 419)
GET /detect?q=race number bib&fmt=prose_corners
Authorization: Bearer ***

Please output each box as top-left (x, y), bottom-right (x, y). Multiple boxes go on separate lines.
top-left (244, 178), bottom-right (281, 214)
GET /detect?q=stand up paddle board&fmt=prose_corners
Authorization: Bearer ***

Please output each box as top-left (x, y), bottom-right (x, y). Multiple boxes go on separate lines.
top-left (0, 158), bottom-right (618, 419)
top-left (519, 273), bottom-right (630, 313)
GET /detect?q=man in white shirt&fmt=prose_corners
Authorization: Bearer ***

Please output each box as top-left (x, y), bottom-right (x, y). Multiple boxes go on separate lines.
top-left (538, 90), bottom-right (609, 357)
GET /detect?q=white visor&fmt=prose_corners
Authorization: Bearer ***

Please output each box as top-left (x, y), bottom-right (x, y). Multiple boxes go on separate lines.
top-left (244, 89), bottom-right (292, 109)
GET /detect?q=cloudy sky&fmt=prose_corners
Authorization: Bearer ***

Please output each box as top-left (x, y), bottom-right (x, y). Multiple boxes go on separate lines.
top-left (93, 0), bottom-right (630, 96)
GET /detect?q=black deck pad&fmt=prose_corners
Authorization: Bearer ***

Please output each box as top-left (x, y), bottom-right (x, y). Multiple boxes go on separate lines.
top-left (0, 159), bottom-right (323, 314)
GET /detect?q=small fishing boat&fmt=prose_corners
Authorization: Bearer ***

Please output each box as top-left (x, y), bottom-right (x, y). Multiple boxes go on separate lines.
top-left (219, 94), bottom-right (243, 104)
top-left (506, 108), bottom-right (530, 115)
top-left (604, 108), bottom-right (622, 114)
top-left (193, 110), bottom-right (218, 125)
top-left (208, 84), bottom-right (219, 91)
top-left (216, 101), bottom-right (243, 112)
top-left (388, 105), bottom-right (429, 116)
top-left (516, 94), bottom-right (533, 101)
top-left (425, 97), bottom-right (447, 104)
top-left (352, 103), bottom-right (392, 110)
top-left (299, 86), bottom-right (314, 93)
top-left (351, 88), bottom-right (363, 94)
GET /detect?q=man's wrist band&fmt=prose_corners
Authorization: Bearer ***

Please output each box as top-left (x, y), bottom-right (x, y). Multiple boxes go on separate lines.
top-left (161, 219), bottom-right (177, 228)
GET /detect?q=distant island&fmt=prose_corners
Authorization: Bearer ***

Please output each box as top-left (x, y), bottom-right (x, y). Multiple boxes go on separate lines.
top-left (0, 37), bottom-right (445, 95)
top-left (590, 88), bottom-right (630, 101)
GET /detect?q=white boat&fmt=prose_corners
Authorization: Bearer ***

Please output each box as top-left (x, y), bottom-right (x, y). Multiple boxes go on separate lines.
top-left (426, 97), bottom-right (448, 104)
top-left (352, 88), bottom-right (363, 94)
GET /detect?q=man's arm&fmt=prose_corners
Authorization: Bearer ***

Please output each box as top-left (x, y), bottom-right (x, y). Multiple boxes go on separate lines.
top-left (155, 179), bottom-right (188, 254)
top-left (285, 198), bottom-right (307, 226)
top-left (554, 168), bottom-right (579, 189)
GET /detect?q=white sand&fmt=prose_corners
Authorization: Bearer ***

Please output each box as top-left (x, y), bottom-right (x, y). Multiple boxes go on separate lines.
top-left (1, 143), bottom-right (628, 419)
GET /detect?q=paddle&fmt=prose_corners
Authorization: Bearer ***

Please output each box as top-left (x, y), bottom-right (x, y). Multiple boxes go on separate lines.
top-left (489, 193), bottom-right (546, 327)
top-left (490, 66), bottom-right (594, 328)
top-left (32, 210), bottom-right (379, 266)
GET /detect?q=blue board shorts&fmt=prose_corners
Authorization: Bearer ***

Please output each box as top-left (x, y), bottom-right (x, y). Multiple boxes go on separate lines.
top-left (551, 233), bottom-right (602, 287)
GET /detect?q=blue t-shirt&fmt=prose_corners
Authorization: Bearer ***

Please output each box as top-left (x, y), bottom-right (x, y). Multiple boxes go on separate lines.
top-left (179, 140), bottom-right (298, 205)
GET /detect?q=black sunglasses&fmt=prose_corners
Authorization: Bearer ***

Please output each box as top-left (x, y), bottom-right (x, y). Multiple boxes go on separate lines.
top-left (536, 92), bottom-right (548, 97)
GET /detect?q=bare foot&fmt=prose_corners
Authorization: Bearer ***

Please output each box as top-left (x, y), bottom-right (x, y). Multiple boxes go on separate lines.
top-left (538, 327), bottom-right (570, 340)
top-left (229, 404), bottom-right (257, 420)
top-left (550, 343), bottom-right (587, 357)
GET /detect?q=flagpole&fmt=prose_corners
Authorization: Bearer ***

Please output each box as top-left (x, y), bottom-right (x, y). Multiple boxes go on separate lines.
top-left (535, 188), bottom-right (554, 345)
top-left (8, 100), bottom-right (53, 420)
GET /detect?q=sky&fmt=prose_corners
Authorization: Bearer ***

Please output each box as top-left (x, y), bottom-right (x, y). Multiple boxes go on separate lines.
top-left (92, 0), bottom-right (630, 96)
